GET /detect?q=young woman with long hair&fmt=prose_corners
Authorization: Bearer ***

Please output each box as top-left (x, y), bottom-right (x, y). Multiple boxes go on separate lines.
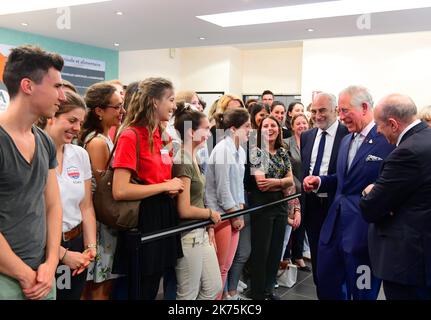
top-left (205, 108), bottom-right (252, 300)
top-left (39, 91), bottom-right (97, 300)
top-left (111, 77), bottom-right (184, 300)
top-left (172, 107), bottom-right (223, 299)
top-left (249, 115), bottom-right (294, 300)
top-left (80, 82), bottom-right (125, 300)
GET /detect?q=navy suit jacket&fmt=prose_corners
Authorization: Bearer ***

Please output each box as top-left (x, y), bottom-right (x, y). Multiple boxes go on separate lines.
top-left (318, 125), bottom-right (395, 253)
top-left (360, 121), bottom-right (431, 286)
top-left (300, 122), bottom-right (348, 214)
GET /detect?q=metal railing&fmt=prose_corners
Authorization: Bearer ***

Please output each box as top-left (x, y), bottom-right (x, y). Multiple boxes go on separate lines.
top-left (126, 193), bottom-right (301, 299)
top-left (139, 192), bottom-right (301, 244)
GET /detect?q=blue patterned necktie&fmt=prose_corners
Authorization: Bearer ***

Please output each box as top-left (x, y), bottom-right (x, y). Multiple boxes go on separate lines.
top-left (347, 133), bottom-right (362, 170)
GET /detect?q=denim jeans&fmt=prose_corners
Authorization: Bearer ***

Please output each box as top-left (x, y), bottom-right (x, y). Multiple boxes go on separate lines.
top-left (227, 214), bottom-right (251, 292)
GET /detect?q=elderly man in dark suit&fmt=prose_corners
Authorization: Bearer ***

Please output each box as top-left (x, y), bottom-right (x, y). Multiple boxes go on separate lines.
top-left (360, 94), bottom-right (431, 300)
top-left (300, 92), bottom-right (348, 295)
top-left (303, 86), bottom-right (395, 300)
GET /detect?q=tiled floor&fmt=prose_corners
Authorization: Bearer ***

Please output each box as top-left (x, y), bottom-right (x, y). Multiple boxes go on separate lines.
top-left (157, 260), bottom-right (386, 300)
top-left (274, 264), bottom-right (386, 300)
top-left (275, 266), bottom-right (318, 300)
top-left (156, 270), bottom-right (317, 300)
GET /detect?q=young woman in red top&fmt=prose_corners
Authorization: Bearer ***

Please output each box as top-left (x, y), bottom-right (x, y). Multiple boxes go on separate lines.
top-left (112, 77), bottom-right (184, 300)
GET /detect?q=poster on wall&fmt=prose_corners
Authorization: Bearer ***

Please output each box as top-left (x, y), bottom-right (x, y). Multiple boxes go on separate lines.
top-left (0, 44), bottom-right (13, 112)
top-left (0, 44), bottom-right (106, 112)
top-left (61, 55), bottom-right (105, 95)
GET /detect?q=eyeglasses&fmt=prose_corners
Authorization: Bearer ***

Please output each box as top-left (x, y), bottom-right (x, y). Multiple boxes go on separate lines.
top-left (104, 103), bottom-right (125, 111)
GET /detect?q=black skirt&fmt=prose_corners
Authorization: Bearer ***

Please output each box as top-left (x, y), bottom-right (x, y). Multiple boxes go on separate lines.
top-left (138, 193), bottom-right (183, 275)
top-left (113, 194), bottom-right (183, 276)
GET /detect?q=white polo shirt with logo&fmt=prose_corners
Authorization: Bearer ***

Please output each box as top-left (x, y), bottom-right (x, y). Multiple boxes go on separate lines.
top-left (57, 143), bottom-right (92, 233)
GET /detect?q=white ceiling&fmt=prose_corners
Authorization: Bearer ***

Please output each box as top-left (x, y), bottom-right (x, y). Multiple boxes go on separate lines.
top-left (1, 0), bottom-right (431, 51)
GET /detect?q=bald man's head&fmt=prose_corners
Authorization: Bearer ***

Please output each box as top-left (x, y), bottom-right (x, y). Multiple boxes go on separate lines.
top-left (374, 94), bottom-right (417, 144)
top-left (375, 94), bottom-right (417, 124)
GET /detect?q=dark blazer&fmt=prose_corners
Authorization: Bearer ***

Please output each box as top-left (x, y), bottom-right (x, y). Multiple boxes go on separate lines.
top-left (300, 121), bottom-right (348, 203)
top-left (360, 121), bottom-right (431, 287)
top-left (301, 122), bottom-right (348, 184)
top-left (318, 125), bottom-right (394, 252)
top-left (284, 136), bottom-right (302, 192)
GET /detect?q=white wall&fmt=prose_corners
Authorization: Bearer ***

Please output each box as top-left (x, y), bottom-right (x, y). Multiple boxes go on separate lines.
top-left (228, 47), bottom-right (243, 97)
top-left (118, 45), bottom-right (303, 97)
top-left (180, 46), bottom-right (240, 95)
top-left (120, 46), bottom-right (244, 96)
top-left (119, 48), bottom-right (182, 88)
top-left (242, 47), bottom-right (303, 95)
top-left (301, 31), bottom-right (431, 108)
top-left (119, 31), bottom-right (431, 110)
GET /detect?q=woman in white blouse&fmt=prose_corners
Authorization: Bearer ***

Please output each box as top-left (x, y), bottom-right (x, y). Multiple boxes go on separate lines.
top-left (205, 108), bottom-right (252, 299)
top-left (39, 91), bottom-right (97, 300)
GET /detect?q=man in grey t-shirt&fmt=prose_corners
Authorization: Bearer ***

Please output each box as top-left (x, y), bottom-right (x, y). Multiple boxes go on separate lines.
top-left (0, 45), bottom-right (65, 300)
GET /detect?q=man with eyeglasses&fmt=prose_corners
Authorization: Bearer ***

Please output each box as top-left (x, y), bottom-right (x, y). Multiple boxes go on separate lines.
top-left (300, 92), bottom-right (348, 298)
top-left (303, 86), bottom-right (394, 300)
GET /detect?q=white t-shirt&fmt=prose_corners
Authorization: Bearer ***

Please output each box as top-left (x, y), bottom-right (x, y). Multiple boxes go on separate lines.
top-left (57, 144), bottom-right (92, 232)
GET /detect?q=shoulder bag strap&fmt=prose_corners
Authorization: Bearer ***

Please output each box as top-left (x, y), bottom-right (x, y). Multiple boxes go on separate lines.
top-left (129, 127), bottom-right (141, 175)
top-left (109, 127), bottom-right (142, 184)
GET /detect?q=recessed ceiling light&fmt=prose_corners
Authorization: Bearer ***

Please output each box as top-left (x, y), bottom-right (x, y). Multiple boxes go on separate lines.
top-left (197, 0), bottom-right (431, 27)
top-left (21, 22), bottom-right (29, 27)
top-left (307, 28), bottom-right (315, 32)
top-left (115, 11), bottom-right (123, 15)
top-left (114, 42), bottom-right (120, 47)
top-left (199, 37), bottom-right (206, 40)
top-left (0, 0), bottom-right (112, 15)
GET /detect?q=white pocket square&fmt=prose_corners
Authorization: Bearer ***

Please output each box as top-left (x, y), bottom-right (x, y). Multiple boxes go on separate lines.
top-left (366, 155), bottom-right (383, 162)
